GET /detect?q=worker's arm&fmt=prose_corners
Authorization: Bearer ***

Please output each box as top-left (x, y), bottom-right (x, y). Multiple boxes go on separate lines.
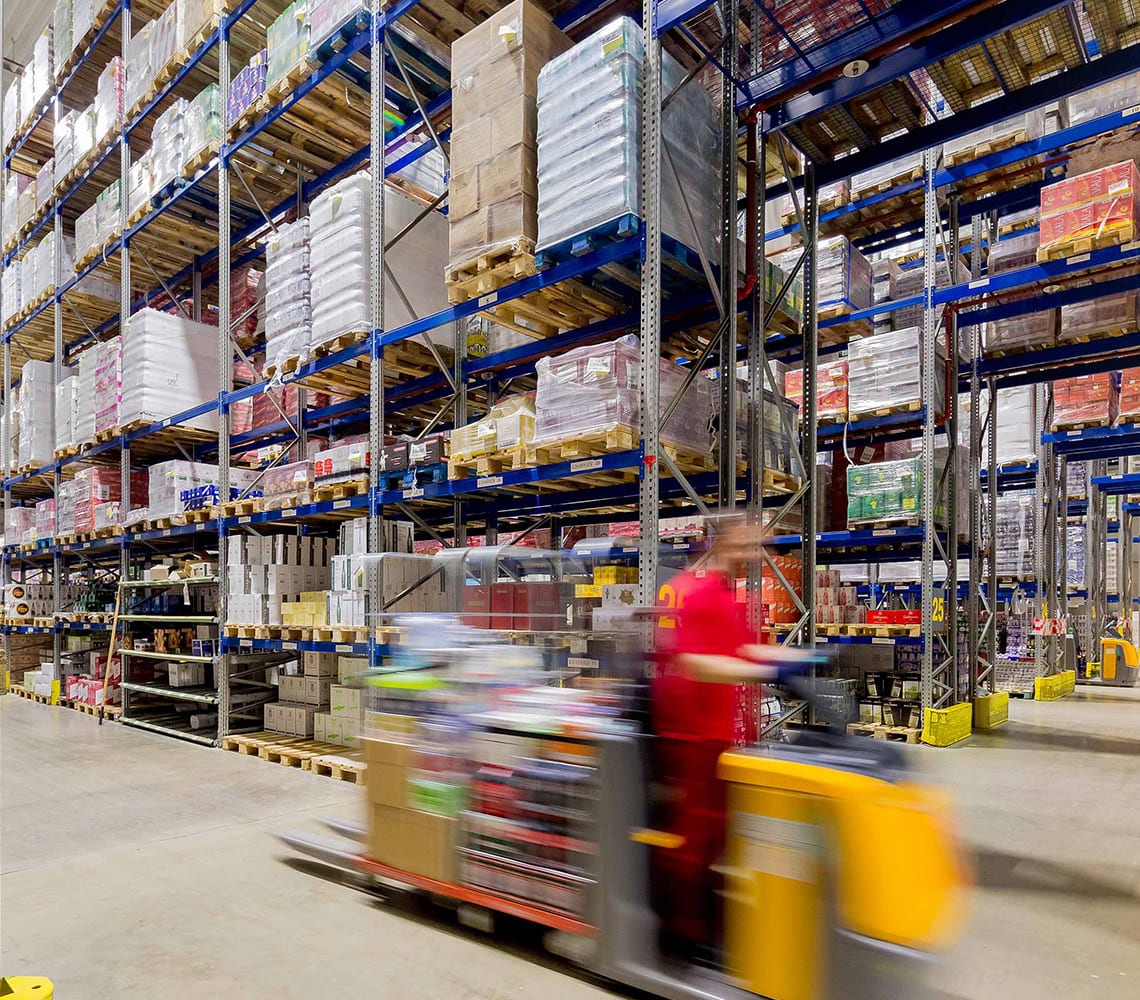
top-left (676, 652), bottom-right (782, 684)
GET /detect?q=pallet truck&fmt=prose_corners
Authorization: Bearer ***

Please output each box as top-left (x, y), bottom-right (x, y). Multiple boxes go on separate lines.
top-left (280, 667), bottom-right (969, 1000)
top-left (1083, 618), bottom-right (1140, 687)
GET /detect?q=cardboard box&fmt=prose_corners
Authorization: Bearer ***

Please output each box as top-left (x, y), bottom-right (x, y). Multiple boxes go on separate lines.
top-left (369, 804), bottom-right (413, 871)
top-left (601, 583), bottom-right (638, 608)
top-left (329, 684), bottom-right (360, 716)
top-left (304, 651), bottom-right (337, 677)
top-left (490, 583), bottom-right (514, 629)
top-left (337, 655), bottom-right (368, 683)
top-left (314, 711), bottom-right (329, 741)
top-left (304, 676), bottom-right (332, 706)
top-left (364, 735), bottom-right (415, 806)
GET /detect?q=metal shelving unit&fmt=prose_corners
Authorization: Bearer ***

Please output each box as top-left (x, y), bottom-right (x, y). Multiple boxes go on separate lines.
top-left (6, 0), bottom-right (1140, 739)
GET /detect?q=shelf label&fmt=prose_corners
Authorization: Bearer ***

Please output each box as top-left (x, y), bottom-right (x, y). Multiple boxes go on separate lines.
top-left (568, 656), bottom-right (599, 670)
top-left (478, 292), bottom-right (499, 307)
top-left (282, 508), bottom-right (296, 518)
top-left (1067, 430), bottom-right (1081, 437)
top-left (570, 458), bottom-right (603, 473)
top-left (871, 637), bottom-right (895, 645)
top-left (163, 528), bottom-right (172, 537)
top-left (872, 529), bottom-right (896, 537)
top-left (162, 417), bottom-right (173, 428)
top-left (569, 638), bottom-right (588, 655)
top-left (333, 500), bottom-right (350, 509)
top-left (1123, 104), bottom-right (1140, 119)
top-left (282, 642), bottom-right (297, 650)
top-left (335, 644), bottom-right (352, 653)
top-left (239, 639), bottom-right (252, 647)
top-left (403, 487), bottom-right (424, 499)
top-left (239, 515), bottom-right (252, 524)
top-left (1066, 252), bottom-right (1091, 265)
top-left (968, 278), bottom-right (989, 290)
top-left (476, 476), bottom-right (502, 488)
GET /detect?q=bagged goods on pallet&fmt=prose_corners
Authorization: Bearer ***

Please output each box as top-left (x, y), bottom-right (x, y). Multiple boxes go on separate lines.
top-left (120, 309), bottom-right (218, 431)
top-left (993, 491), bottom-right (1034, 578)
top-left (1065, 72), bottom-right (1140, 127)
top-left (226, 50), bottom-right (267, 127)
top-left (183, 84), bottom-right (221, 168)
top-left (72, 467), bottom-right (148, 532)
top-left (265, 217), bottom-right (311, 369)
top-left (1060, 287), bottom-right (1139, 342)
top-left (1053, 371), bottom-right (1119, 429)
top-left (54, 375), bottom-right (79, 454)
top-left (309, 172), bottom-right (368, 348)
top-left (267, 0), bottom-right (311, 91)
top-left (448, 0), bottom-right (571, 272)
top-left (150, 98), bottom-right (189, 192)
top-left (125, 20), bottom-right (154, 115)
top-left (150, 2), bottom-right (179, 85)
top-left (784, 360), bottom-right (848, 423)
top-left (1038, 160), bottom-right (1140, 259)
top-left (534, 16), bottom-right (720, 263)
top-left (452, 396), bottom-right (537, 461)
top-left (17, 361), bottom-right (55, 469)
top-left (846, 326), bottom-right (945, 420)
top-left (128, 150), bottom-right (154, 218)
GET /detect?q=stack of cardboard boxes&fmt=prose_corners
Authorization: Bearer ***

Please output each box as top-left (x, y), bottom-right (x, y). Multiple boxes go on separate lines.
top-left (1052, 372), bottom-right (1119, 430)
top-left (1038, 160), bottom-right (1140, 259)
top-left (226, 535), bottom-right (335, 626)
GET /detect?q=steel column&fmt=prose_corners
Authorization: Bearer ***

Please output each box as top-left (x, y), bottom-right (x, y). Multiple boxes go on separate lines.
top-left (717, 0), bottom-right (738, 510)
top-left (216, 17), bottom-right (232, 738)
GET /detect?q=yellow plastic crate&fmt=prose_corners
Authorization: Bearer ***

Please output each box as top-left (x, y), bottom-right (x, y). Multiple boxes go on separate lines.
top-left (1034, 670), bottom-right (1076, 701)
top-left (973, 691), bottom-right (1009, 729)
top-left (921, 702), bottom-right (972, 747)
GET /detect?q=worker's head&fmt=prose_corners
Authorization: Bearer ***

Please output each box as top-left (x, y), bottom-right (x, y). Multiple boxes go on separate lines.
top-left (707, 512), bottom-right (763, 576)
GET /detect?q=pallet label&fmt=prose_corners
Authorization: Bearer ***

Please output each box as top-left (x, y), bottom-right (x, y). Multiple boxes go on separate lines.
top-left (871, 637), bottom-right (894, 645)
top-left (163, 528), bottom-right (172, 536)
top-left (570, 459), bottom-right (603, 473)
top-left (478, 292), bottom-right (498, 306)
top-left (1066, 253), bottom-right (1091, 265)
top-left (282, 642), bottom-right (297, 650)
top-left (403, 487), bottom-right (424, 499)
top-left (239, 515), bottom-right (252, 524)
top-left (872, 529), bottom-right (896, 537)
top-left (333, 500), bottom-right (350, 509)
top-left (283, 508), bottom-right (296, 517)
top-left (476, 476), bottom-right (502, 488)
top-left (968, 278), bottom-right (989, 289)
top-left (335, 644), bottom-right (353, 653)
top-left (1124, 105), bottom-right (1140, 119)
top-left (568, 656), bottom-right (598, 669)
top-left (240, 639), bottom-right (252, 647)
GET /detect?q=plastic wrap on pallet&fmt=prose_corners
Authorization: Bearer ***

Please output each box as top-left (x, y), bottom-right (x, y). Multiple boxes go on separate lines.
top-left (449, 0), bottom-right (571, 270)
top-left (54, 0), bottom-right (72, 76)
top-left (890, 256), bottom-right (970, 333)
top-left (128, 149), bottom-right (154, 219)
top-left (994, 491), bottom-right (1034, 578)
top-left (309, 0), bottom-right (364, 48)
top-left (72, 468), bottom-right (147, 532)
top-left (226, 51), bottom-right (267, 127)
top-left (266, 0), bottom-right (311, 91)
top-left (151, 2), bottom-right (178, 81)
top-left (1053, 371), bottom-right (1118, 429)
top-left (147, 460), bottom-right (260, 517)
top-left (846, 457), bottom-right (940, 526)
top-left (763, 257), bottom-right (803, 323)
top-left (264, 216), bottom-right (311, 369)
top-left (125, 20), bottom-right (154, 115)
top-left (96, 178), bottom-right (121, 247)
top-left (16, 361), bottom-right (55, 469)
top-left (987, 307), bottom-right (1056, 353)
top-left (95, 56), bottom-right (124, 143)
top-left (150, 98), bottom-right (189, 193)
top-left (1066, 72), bottom-right (1140, 126)
top-left (452, 396), bottom-right (536, 460)
top-left (986, 386), bottom-right (1036, 469)
top-left (846, 327), bottom-right (944, 419)
top-left (850, 152), bottom-right (922, 199)
top-left (93, 335), bottom-right (123, 433)
top-left (784, 360), bottom-right (848, 423)
top-left (35, 499), bottom-right (56, 541)
top-left (178, 0), bottom-right (222, 51)
top-left (74, 344), bottom-right (98, 445)
top-left (314, 436), bottom-right (372, 480)
top-left (36, 159), bottom-right (54, 211)
top-left (54, 375), bottom-right (78, 454)
top-left (1060, 288), bottom-right (1139, 342)
top-left (1119, 367), bottom-right (1140, 425)
top-left (818, 237), bottom-right (871, 313)
top-left (1, 80), bottom-right (16, 150)
top-left (1065, 460), bottom-right (1087, 499)
top-left (534, 16), bottom-right (720, 264)
top-left (989, 231), bottom-right (1040, 273)
top-left (5, 507), bottom-right (36, 543)
top-left (183, 84), bottom-right (221, 169)
top-left (262, 461), bottom-right (316, 500)
top-left (310, 171), bottom-right (370, 348)
top-left (1039, 161), bottom-right (1140, 254)
top-left (1, 259), bottom-right (19, 325)
top-left (29, 27), bottom-right (53, 112)
top-left (120, 309), bottom-right (220, 431)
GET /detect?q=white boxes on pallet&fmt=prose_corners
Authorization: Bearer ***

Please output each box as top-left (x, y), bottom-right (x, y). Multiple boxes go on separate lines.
top-left (846, 327), bottom-right (945, 420)
top-left (120, 308), bottom-right (219, 431)
top-left (17, 361), bottom-right (55, 469)
top-left (534, 16), bottom-right (720, 262)
top-left (147, 460), bottom-right (262, 518)
top-left (310, 172), bottom-right (370, 349)
top-left (264, 217), bottom-right (311, 370)
top-left (54, 375), bottom-right (79, 455)
top-left (990, 386), bottom-right (1036, 469)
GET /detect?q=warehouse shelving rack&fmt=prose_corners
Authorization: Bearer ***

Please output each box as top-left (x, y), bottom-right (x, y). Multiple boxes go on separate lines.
top-left (7, 0), bottom-right (1140, 739)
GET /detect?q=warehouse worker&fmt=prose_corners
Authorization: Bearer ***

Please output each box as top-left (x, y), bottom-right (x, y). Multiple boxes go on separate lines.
top-left (651, 517), bottom-right (794, 955)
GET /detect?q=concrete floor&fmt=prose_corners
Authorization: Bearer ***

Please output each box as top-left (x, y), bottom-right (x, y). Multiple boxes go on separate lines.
top-left (2, 689), bottom-right (1139, 999)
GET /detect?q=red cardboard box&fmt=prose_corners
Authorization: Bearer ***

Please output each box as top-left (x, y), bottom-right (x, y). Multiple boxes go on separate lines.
top-left (865, 609), bottom-right (922, 625)
top-left (461, 585), bottom-right (491, 628)
top-left (491, 583), bottom-right (514, 630)
top-left (1054, 372), bottom-right (1118, 428)
top-left (1040, 160), bottom-right (1140, 218)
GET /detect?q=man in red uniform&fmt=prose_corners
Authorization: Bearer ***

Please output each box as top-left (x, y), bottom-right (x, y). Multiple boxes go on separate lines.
top-left (651, 519), bottom-right (785, 952)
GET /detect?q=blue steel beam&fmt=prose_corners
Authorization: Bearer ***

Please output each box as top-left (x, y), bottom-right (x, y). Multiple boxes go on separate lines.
top-left (757, 0), bottom-right (1068, 119)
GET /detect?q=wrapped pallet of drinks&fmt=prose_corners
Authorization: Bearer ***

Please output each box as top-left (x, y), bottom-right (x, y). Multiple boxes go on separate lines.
top-left (1118, 367), bottom-right (1140, 424)
top-left (94, 56), bottom-right (124, 143)
top-left (846, 327), bottom-right (944, 420)
top-left (1059, 288), bottom-right (1139, 343)
top-left (1066, 71), bottom-right (1140, 126)
top-left (16, 361), bottom-right (54, 469)
top-left (993, 491), bottom-right (1034, 578)
top-left (266, 0), bottom-right (311, 93)
top-left (150, 99), bottom-right (188, 192)
top-left (178, 0), bottom-right (223, 54)
top-left (226, 51), bottom-right (267, 128)
top-left (783, 360), bottom-right (848, 423)
top-left (846, 456), bottom-right (942, 527)
top-left (1052, 372), bottom-right (1118, 430)
top-left (448, 0), bottom-right (570, 273)
top-left (35, 499), bottom-right (56, 542)
top-left (120, 309), bottom-right (219, 431)
top-left (264, 216), bottom-right (311, 370)
top-left (890, 254), bottom-right (969, 332)
top-left (534, 16), bottom-right (719, 263)
top-left (1066, 460), bottom-right (1088, 499)
top-left (54, 0), bottom-right (72, 76)
top-left (72, 467), bottom-right (147, 532)
top-left (818, 236), bottom-right (871, 317)
top-left (54, 374), bottom-right (79, 455)
top-left (150, 2), bottom-right (179, 82)
top-left (1038, 160), bottom-right (1140, 260)
top-left (984, 231), bottom-right (1055, 351)
top-left (183, 84), bottom-right (221, 169)
top-left (125, 20), bottom-right (154, 115)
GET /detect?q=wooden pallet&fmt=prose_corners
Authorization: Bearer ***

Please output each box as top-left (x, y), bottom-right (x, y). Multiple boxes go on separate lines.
top-left (312, 478), bottom-right (369, 502)
top-left (1051, 420), bottom-right (1113, 433)
top-left (221, 731), bottom-right (348, 768)
top-left (311, 330), bottom-right (368, 360)
top-left (1036, 223), bottom-right (1137, 263)
top-left (762, 469), bottom-right (800, 495)
top-left (448, 445), bottom-right (532, 481)
top-left (818, 304), bottom-right (873, 344)
top-left (847, 516), bottom-right (923, 531)
top-left (848, 400), bottom-right (923, 421)
top-left (181, 507), bottom-right (215, 524)
top-left (261, 59), bottom-right (316, 109)
top-left (943, 128), bottom-right (1030, 168)
top-left (308, 753), bottom-right (366, 783)
top-left (10, 687), bottom-right (53, 705)
top-left (850, 164), bottom-right (925, 202)
top-left (846, 722), bottom-right (921, 743)
top-left (69, 700), bottom-right (121, 720)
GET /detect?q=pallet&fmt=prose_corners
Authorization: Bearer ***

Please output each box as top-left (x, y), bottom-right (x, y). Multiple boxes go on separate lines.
top-left (261, 59), bottom-right (316, 109)
top-left (448, 445), bottom-right (532, 481)
top-left (850, 164), bottom-right (925, 201)
top-left (220, 731), bottom-right (348, 768)
top-left (534, 213), bottom-right (640, 271)
top-left (847, 516), bottom-right (923, 531)
top-left (378, 462), bottom-right (449, 492)
top-left (848, 401), bottom-right (923, 421)
top-left (1036, 224), bottom-right (1137, 263)
top-left (846, 722), bottom-right (921, 744)
top-left (263, 354), bottom-right (306, 381)
top-left (943, 128), bottom-right (1030, 168)
top-left (818, 304), bottom-right (874, 344)
top-left (762, 469), bottom-right (800, 495)
top-left (181, 506), bottom-right (215, 524)
top-left (1051, 419), bottom-right (1113, 433)
top-left (311, 330), bottom-right (369, 360)
top-left (10, 687), bottom-right (53, 705)
top-left (312, 478), bottom-right (370, 502)
top-left (69, 700), bottom-right (121, 720)
top-left (53, 445), bottom-right (79, 461)
top-left (308, 753), bottom-right (366, 783)
top-left (226, 98), bottom-right (263, 140)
